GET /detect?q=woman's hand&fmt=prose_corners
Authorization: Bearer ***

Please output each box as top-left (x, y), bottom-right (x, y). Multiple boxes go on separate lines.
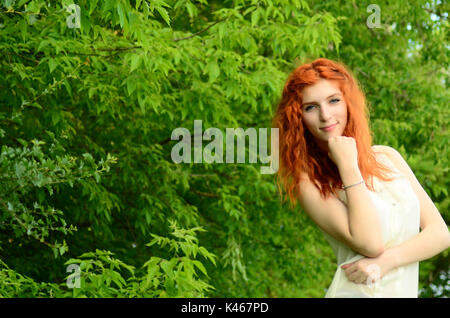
top-left (327, 136), bottom-right (359, 170)
top-left (341, 252), bottom-right (396, 285)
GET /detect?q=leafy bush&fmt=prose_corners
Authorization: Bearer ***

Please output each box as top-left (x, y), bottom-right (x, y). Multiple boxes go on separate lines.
top-left (0, 0), bottom-right (448, 298)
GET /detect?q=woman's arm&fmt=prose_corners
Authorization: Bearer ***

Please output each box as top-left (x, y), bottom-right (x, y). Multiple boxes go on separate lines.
top-left (342, 223), bottom-right (449, 285)
top-left (342, 146), bottom-right (450, 284)
top-left (298, 137), bottom-right (386, 259)
top-left (380, 145), bottom-right (450, 268)
top-left (339, 164), bottom-right (385, 256)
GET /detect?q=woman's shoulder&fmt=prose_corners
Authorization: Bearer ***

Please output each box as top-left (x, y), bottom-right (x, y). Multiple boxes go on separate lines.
top-left (372, 144), bottom-right (394, 154)
top-left (372, 144), bottom-right (400, 162)
top-left (371, 144), bottom-right (411, 178)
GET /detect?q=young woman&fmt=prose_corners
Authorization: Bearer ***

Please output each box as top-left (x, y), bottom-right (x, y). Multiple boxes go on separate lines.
top-left (273, 58), bottom-right (450, 297)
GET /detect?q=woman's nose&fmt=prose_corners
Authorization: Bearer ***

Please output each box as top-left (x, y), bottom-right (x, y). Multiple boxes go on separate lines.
top-left (319, 105), bottom-right (332, 121)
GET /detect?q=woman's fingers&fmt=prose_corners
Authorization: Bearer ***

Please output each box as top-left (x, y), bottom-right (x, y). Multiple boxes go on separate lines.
top-left (342, 264), bottom-right (357, 275)
top-left (343, 264), bottom-right (369, 284)
top-left (347, 270), bottom-right (362, 283)
top-left (343, 266), bottom-right (362, 284)
top-left (342, 260), bottom-right (382, 285)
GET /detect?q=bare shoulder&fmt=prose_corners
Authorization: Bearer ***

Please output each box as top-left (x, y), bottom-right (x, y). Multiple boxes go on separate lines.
top-left (297, 171), bottom-right (313, 199)
top-left (374, 145), bottom-right (447, 231)
top-left (297, 171), bottom-right (327, 197)
top-left (297, 171), bottom-right (331, 205)
top-left (372, 144), bottom-right (397, 155)
top-left (372, 144), bottom-right (410, 176)
top-left (372, 144), bottom-right (392, 156)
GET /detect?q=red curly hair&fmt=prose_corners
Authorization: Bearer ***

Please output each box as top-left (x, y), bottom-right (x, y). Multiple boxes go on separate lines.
top-left (273, 57), bottom-right (396, 209)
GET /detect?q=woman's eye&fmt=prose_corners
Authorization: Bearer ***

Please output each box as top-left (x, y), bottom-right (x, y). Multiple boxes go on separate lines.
top-left (330, 98), bottom-right (340, 103)
top-left (305, 105), bottom-right (315, 111)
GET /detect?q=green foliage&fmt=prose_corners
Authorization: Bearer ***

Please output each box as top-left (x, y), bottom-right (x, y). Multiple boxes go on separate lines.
top-left (0, 0), bottom-right (448, 298)
top-left (0, 259), bottom-right (61, 297)
top-left (60, 220), bottom-right (215, 298)
top-left (0, 135), bottom-right (117, 257)
top-left (0, 221), bottom-right (215, 297)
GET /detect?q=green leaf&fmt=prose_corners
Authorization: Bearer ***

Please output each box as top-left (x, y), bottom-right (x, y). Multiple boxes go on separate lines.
top-left (138, 95), bottom-right (146, 114)
top-left (59, 241), bottom-right (68, 256)
top-left (19, 18), bottom-right (28, 41)
top-left (156, 6), bottom-right (171, 26)
top-left (193, 260), bottom-right (208, 276)
top-left (33, 172), bottom-right (45, 187)
top-left (14, 162), bottom-right (26, 177)
top-left (117, 3), bottom-right (126, 28)
top-left (160, 258), bottom-right (177, 278)
top-left (126, 78), bottom-right (137, 96)
top-left (130, 55), bottom-right (141, 72)
top-left (51, 112), bottom-right (61, 125)
top-left (251, 8), bottom-right (260, 27)
top-left (49, 58), bottom-right (57, 73)
top-left (205, 61), bottom-right (220, 83)
top-left (63, 79), bottom-right (72, 97)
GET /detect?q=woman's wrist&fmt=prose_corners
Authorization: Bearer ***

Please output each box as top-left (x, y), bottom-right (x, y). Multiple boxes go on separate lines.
top-left (338, 164), bottom-right (363, 186)
top-left (379, 247), bottom-right (400, 272)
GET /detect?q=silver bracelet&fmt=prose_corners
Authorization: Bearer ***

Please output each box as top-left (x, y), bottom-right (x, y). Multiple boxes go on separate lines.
top-left (342, 180), bottom-right (365, 190)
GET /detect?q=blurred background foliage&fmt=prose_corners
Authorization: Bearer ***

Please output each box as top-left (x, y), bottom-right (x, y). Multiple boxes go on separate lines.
top-left (0, 0), bottom-right (448, 297)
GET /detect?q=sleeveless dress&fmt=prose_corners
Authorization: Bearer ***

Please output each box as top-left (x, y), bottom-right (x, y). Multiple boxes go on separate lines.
top-left (322, 149), bottom-right (421, 298)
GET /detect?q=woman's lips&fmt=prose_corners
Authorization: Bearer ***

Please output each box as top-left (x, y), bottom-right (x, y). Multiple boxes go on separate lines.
top-left (320, 123), bottom-right (337, 132)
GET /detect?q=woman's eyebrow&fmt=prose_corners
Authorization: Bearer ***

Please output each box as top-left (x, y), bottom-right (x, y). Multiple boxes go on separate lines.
top-left (303, 93), bottom-right (341, 105)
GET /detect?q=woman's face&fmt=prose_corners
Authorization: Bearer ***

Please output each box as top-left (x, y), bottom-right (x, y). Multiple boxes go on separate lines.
top-left (301, 79), bottom-right (348, 152)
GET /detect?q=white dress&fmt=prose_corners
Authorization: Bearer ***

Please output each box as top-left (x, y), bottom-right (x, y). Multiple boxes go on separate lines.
top-left (322, 149), bottom-right (421, 298)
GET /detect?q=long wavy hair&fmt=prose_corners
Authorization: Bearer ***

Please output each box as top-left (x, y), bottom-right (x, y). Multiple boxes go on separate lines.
top-left (273, 58), bottom-right (396, 209)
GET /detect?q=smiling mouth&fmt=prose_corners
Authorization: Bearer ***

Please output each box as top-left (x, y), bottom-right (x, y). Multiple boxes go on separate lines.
top-left (320, 123), bottom-right (338, 130)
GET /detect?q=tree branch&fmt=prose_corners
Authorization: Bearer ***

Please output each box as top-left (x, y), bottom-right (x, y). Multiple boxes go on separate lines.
top-left (172, 17), bottom-right (229, 42)
top-left (190, 188), bottom-right (220, 198)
